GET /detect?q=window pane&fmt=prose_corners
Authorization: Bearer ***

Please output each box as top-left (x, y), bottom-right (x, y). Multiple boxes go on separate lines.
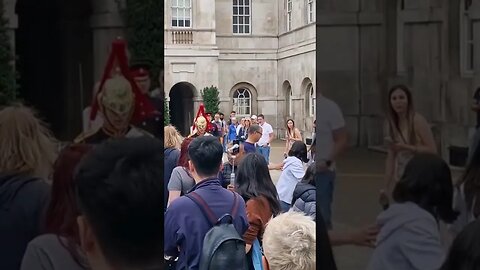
top-left (239, 7), bottom-right (244, 15)
top-left (172, 20), bottom-right (177, 26)
top-left (245, 0), bottom-right (249, 5)
top-left (245, 7), bottom-right (249, 14)
top-left (233, 16), bottom-right (238, 24)
top-left (245, 16), bottom-right (249, 24)
top-left (179, 0), bottom-right (184, 7)
top-left (234, 0), bottom-right (238, 5)
top-left (233, 7), bottom-right (238, 15)
top-left (239, 26), bottom-right (244, 33)
top-left (233, 25), bottom-right (238, 33)
top-left (245, 25), bottom-right (249, 33)
top-left (239, 16), bottom-right (243, 24)
top-left (185, 20), bottom-right (190, 27)
top-left (179, 20), bottom-right (184, 27)
top-left (185, 0), bottom-right (191, 7)
top-left (239, 0), bottom-right (243, 5)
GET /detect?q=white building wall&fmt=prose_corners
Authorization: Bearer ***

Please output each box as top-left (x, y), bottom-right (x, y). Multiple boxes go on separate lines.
top-left (165, 0), bottom-right (316, 138)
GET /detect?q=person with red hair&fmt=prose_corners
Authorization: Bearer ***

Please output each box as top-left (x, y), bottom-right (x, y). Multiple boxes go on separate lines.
top-left (167, 137), bottom-right (196, 207)
top-left (21, 144), bottom-right (93, 270)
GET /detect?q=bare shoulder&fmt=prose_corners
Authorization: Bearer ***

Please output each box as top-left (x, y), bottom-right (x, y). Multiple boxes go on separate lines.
top-left (413, 113), bottom-right (429, 127)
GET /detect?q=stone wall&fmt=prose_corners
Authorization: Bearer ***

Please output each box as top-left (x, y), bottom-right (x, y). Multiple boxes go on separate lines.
top-left (316, 0), bottom-right (480, 161)
top-left (165, 0), bottom-right (316, 138)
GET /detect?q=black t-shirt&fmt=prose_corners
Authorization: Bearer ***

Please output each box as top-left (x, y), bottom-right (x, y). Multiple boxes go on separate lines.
top-left (475, 89), bottom-right (480, 128)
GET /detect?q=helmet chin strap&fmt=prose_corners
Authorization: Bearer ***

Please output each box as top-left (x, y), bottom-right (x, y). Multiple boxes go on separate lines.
top-left (101, 106), bottom-right (133, 137)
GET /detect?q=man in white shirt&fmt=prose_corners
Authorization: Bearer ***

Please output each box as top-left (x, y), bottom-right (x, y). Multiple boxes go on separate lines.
top-left (256, 114), bottom-right (274, 163)
top-left (316, 92), bottom-right (348, 229)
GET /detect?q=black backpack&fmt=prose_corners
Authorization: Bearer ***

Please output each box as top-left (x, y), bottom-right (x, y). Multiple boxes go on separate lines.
top-left (186, 191), bottom-right (247, 270)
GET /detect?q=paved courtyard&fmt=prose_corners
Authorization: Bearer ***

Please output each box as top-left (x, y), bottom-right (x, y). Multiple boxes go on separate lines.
top-left (264, 141), bottom-right (378, 269)
top-left (258, 140), bottom-right (464, 269)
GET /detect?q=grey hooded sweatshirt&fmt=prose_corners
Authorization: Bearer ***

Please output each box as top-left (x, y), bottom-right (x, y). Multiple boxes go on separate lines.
top-left (368, 202), bottom-right (445, 270)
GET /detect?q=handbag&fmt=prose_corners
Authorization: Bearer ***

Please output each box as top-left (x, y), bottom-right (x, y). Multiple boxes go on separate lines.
top-left (251, 238), bottom-right (264, 270)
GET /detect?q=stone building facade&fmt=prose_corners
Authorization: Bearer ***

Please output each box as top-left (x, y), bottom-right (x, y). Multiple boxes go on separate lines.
top-left (317, 0), bottom-right (480, 162)
top-left (164, 0), bottom-right (316, 137)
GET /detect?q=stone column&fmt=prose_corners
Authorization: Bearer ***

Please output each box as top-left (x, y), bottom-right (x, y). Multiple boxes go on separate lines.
top-left (90, 0), bottom-right (125, 82)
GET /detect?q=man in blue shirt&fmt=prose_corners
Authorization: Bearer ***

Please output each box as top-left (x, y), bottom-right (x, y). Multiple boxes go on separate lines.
top-left (164, 136), bottom-right (249, 269)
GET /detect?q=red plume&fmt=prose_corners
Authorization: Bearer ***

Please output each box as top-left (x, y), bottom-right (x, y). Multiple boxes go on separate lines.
top-left (191, 103), bottom-right (213, 132)
top-left (89, 38), bottom-right (155, 125)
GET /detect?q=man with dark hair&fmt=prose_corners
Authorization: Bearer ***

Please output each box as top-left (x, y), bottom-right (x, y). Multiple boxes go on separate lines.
top-left (164, 136), bottom-right (249, 269)
top-left (228, 110), bottom-right (236, 125)
top-left (75, 137), bottom-right (164, 270)
top-left (244, 124), bottom-right (262, 153)
top-left (256, 114), bottom-right (274, 162)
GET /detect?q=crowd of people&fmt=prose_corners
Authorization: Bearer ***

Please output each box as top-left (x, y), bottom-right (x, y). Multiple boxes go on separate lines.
top-left (3, 39), bottom-right (480, 270)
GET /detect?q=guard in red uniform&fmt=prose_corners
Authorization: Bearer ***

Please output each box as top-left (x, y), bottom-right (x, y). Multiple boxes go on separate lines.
top-left (130, 61), bottom-right (162, 138)
top-left (75, 39), bottom-right (155, 144)
top-left (188, 104), bottom-right (213, 138)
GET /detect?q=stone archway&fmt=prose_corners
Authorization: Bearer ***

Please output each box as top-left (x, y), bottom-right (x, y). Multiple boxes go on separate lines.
top-left (283, 80), bottom-right (292, 118)
top-left (14, 0), bottom-right (95, 140)
top-left (169, 82), bottom-right (195, 136)
top-left (9, 0), bottom-right (123, 140)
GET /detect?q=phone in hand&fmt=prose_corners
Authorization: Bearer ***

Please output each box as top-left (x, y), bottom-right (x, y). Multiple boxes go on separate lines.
top-left (232, 139), bottom-right (240, 155)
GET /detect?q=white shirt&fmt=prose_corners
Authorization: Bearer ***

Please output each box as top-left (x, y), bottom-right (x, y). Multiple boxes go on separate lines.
top-left (276, 156), bottom-right (306, 204)
top-left (316, 95), bottom-right (345, 162)
top-left (258, 122), bottom-right (273, 146)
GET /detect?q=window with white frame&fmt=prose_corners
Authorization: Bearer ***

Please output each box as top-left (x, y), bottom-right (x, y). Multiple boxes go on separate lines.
top-left (306, 0), bottom-right (314, 23)
top-left (233, 88), bottom-right (251, 117)
top-left (308, 83), bottom-right (315, 117)
top-left (461, 0), bottom-right (474, 74)
top-left (286, 0), bottom-right (292, 31)
top-left (233, 0), bottom-right (251, 34)
top-left (171, 0), bottom-right (192, 28)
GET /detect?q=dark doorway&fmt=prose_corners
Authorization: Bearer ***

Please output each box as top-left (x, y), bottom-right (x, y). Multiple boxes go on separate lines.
top-left (169, 82), bottom-right (194, 136)
top-left (15, 0), bottom-right (93, 141)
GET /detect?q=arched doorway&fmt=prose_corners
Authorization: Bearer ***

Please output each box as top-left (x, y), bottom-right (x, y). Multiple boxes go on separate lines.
top-left (169, 82), bottom-right (195, 136)
top-left (15, 0), bottom-right (94, 140)
top-left (282, 80), bottom-right (292, 119)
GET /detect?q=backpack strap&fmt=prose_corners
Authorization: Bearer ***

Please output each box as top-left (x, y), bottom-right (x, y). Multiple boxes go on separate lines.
top-left (186, 191), bottom-right (240, 226)
top-left (185, 192), bottom-right (218, 226)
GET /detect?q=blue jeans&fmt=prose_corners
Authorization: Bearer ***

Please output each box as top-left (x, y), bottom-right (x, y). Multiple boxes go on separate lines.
top-left (316, 170), bottom-right (336, 230)
top-left (257, 146), bottom-right (271, 163)
top-left (280, 201), bottom-right (291, 213)
top-left (468, 128), bottom-right (480, 164)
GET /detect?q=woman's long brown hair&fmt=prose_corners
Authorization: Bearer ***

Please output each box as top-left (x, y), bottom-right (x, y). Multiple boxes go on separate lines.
top-left (387, 85), bottom-right (417, 145)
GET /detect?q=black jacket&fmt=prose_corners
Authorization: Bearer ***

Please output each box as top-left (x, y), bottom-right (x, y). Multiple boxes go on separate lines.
top-left (0, 174), bottom-right (50, 270)
top-left (291, 182), bottom-right (316, 221)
